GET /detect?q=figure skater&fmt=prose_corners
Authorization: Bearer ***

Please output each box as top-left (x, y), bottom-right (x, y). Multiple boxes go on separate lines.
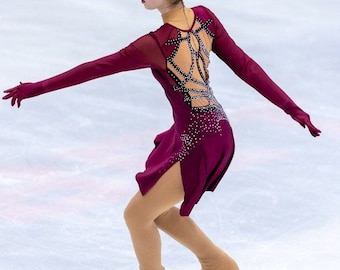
top-left (2, 0), bottom-right (321, 269)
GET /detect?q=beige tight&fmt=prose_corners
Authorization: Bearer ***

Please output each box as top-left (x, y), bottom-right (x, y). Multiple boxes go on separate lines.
top-left (124, 162), bottom-right (239, 270)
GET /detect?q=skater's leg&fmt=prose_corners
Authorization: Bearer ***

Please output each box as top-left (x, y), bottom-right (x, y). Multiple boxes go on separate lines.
top-left (124, 162), bottom-right (184, 270)
top-left (155, 207), bottom-right (239, 270)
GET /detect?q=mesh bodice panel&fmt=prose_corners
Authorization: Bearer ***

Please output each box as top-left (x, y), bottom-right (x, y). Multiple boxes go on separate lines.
top-left (165, 17), bottom-right (219, 110)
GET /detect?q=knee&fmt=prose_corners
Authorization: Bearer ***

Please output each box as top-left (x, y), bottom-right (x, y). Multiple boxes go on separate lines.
top-left (154, 207), bottom-right (179, 226)
top-left (154, 209), bottom-right (169, 224)
top-left (124, 197), bottom-right (151, 228)
top-left (123, 201), bottom-right (139, 227)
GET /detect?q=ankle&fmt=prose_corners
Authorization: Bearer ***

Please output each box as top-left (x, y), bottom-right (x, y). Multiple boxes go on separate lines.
top-left (197, 245), bottom-right (223, 261)
top-left (139, 266), bottom-right (165, 270)
top-left (199, 250), bottom-right (239, 270)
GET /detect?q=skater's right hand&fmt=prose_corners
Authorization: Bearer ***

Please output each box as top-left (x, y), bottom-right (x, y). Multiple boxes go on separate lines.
top-left (2, 82), bottom-right (44, 108)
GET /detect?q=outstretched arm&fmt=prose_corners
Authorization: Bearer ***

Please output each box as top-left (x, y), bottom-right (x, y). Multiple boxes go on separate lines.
top-left (207, 8), bottom-right (321, 137)
top-left (3, 34), bottom-right (161, 107)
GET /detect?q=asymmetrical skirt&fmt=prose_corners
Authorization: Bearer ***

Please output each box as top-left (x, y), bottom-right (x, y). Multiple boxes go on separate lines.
top-left (136, 119), bottom-right (235, 216)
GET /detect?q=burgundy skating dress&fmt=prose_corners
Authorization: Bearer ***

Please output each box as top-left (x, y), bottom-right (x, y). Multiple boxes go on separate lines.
top-left (131, 6), bottom-right (297, 216)
top-left (134, 7), bottom-right (237, 216)
top-left (26, 6), bottom-right (301, 216)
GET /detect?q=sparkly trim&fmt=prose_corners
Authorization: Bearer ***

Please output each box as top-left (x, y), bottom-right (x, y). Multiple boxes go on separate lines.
top-left (164, 16), bottom-right (228, 166)
top-left (169, 111), bottom-right (227, 164)
top-left (165, 17), bottom-right (224, 113)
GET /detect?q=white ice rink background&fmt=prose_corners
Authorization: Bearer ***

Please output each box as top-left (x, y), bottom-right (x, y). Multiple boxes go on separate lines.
top-left (0, 0), bottom-right (339, 269)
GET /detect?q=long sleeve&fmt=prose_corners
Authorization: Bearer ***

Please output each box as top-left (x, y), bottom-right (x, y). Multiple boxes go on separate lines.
top-left (39, 34), bottom-right (162, 93)
top-left (2, 33), bottom-right (165, 107)
top-left (207, 8), bottom-right (300, 114)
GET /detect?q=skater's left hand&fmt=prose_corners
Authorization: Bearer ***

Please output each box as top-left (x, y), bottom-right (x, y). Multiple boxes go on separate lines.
top-left (290, 110), bottom-right (321, 137)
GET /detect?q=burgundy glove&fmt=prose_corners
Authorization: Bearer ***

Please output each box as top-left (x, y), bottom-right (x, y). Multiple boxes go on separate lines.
top-left (285, 107), bottom-right (321, 137)
top-left (2, 82), bottom-right (45, 108)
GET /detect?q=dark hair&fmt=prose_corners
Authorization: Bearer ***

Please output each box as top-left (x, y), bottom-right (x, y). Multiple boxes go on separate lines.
top-left (170, 0), bottom-right (184, 7)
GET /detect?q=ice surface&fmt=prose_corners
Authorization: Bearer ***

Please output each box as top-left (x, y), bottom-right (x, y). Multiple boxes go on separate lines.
top-left (0, 0), bottom-right (339, 269)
